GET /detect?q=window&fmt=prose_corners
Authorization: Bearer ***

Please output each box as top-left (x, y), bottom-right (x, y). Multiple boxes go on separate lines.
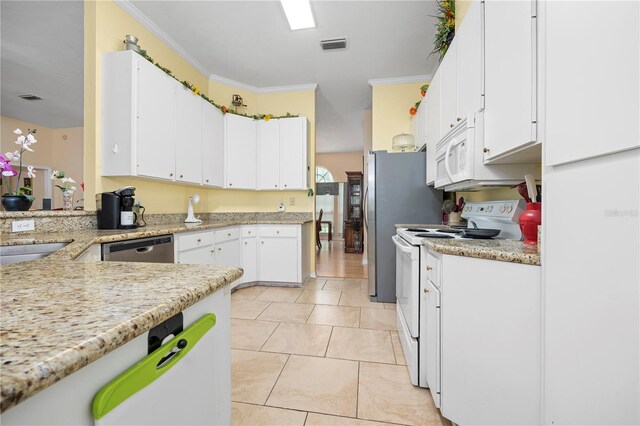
top-left (316, 166), bottom-right (333, 183)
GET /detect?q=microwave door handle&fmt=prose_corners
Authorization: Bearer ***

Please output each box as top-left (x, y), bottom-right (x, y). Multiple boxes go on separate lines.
top-left (444, 137), bottom-right (456, 182)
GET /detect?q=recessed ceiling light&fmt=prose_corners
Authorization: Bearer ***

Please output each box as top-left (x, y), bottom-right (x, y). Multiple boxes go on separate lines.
top-left (280, 0), bottom-right (316, 31)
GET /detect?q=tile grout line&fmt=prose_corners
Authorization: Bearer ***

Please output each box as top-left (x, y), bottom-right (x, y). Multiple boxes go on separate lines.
top-left (355, 361), bottom-right (361, 420)
top-left (323, 324), bottom-right (334, 358)
top-left (258, 321), bottom-right (282, 352)
top-left (263, 353), bottom-right (291, 406)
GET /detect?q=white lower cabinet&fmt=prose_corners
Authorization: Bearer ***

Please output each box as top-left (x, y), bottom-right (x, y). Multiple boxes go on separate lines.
top-left (439, 254), bottom-right (541, 425)
top-left (258, 225), bottom-right (301, 283)
top-left (177, 245), bottom-right (214, 265)
top-left (424, 279), bottom-right (441, 408)
top-left (213, 235), bottom-right (241, 290)
top-left (175, 230), bottom-right (215, 265)
top-left (241, 226), bottom-right (258, 285)
top-left (174, 224), bottom-right (307, 286)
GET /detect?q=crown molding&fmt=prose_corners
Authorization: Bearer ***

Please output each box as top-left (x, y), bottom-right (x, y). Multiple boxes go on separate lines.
top-left (208, 73), bottom-right (259, 93)
top-left (115, 1), bottom-right (317, 95)
top-left (257, 83), bottom-right (318, 94)
top-left (209, 73), bottom-right (317, 94)
top-left (368, 74), bottom-right (432, 87)
top-left (114, 0), bottom-right (210, 78)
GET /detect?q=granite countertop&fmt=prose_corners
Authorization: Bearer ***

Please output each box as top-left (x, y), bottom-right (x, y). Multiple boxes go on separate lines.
top-left (396, 224), bottom-right (540, 266)
top-left (0, 219), bottom-right (316, 412)
top-left (0, 219), bottom-right (311, 260)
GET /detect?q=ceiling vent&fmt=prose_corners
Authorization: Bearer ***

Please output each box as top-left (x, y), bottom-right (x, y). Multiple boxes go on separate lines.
top-left (320, 38), bottom-right (347, 51)
top-left (18, 94), bottom-right (43, 101)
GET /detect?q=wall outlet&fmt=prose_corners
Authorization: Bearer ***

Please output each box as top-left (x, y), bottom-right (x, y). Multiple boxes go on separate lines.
top-left (12, 219), bottom-right (35, 232)
top-left (289, 197), bottom-right (295, 206)
top-left (278, 202), bottom-right (286, 212)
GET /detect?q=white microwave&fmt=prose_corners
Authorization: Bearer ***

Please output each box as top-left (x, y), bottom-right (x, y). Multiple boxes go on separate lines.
top-left (434, 112), bottom-right (540, 191)
top-left (435, 115), bottom-right (476, 189)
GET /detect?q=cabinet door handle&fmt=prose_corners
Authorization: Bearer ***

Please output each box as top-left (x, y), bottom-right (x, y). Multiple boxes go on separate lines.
top-left (456, 117), bottom-right (462, 122)
top-left (244, 242), bottom-right (247, 245)
top-left (424, 288), bottom-right (429, 294)
top-left (426, 265), bottom-right (432, 271)
top-left (483, 147), bottom-right (490, 153)
top-left (284, 184), bottom-right (287, 187)
top-left (218, 248), bottom-right (222, 251)
top-left (449, 123), bottom-right (454, 128)
top-left (197, 239), bottom-right (202, 243)
top-left (228, 233), bottom-right (231, 237)
top-left (275, 184), bottom-right (278, 188)
top-left (169, 173), bottom-right (174, 177)
top-left (276, 231), bottom-right (280, 234)
top-left (229, 183), bottom-right (233, 186)
top-left (261, 241), bottom-right (264, 245)
top-left (206, 179), bottom-right (209, 183)
top-left (179, 174), bottom-right (184, 178)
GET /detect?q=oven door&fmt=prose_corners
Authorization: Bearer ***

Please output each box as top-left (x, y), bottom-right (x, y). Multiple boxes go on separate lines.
top-left (393, 235), bottom-right (420, 337)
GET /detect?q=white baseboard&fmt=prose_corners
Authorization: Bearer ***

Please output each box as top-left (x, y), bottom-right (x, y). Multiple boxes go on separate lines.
top-left (310, 272), bottom-right (317, 278)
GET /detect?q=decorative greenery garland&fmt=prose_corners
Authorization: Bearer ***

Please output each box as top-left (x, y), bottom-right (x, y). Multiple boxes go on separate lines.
top-left (430, 0), bottom-right (456, 61)
top-left (409, 85), bottom-right (429, 116)
top-left (139, 50), bottom-right (299, 120)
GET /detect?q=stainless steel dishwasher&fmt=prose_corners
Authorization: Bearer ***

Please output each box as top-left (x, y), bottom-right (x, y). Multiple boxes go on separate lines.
top-left (102, 235), bottom-right (174, 263)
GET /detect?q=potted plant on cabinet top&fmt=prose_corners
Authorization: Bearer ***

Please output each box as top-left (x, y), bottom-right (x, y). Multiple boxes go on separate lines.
top-left (1, 129), bottom-right (37, 211)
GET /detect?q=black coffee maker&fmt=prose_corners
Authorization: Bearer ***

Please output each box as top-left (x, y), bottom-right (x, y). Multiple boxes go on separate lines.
top-left (96, 186), bottom-right (139, 229)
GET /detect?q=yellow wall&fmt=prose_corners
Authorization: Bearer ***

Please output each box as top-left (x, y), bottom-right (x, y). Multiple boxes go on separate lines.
top-left (458, 187), bottom-right (521, 202)
top-left (316, 152), bottom-right (363, 182)
top-left (455, 0), bottom-right (472, 29)
top-left (1, 116), bottom-right (83, 209)
top-left (371, 82), bottom-right (427, 151)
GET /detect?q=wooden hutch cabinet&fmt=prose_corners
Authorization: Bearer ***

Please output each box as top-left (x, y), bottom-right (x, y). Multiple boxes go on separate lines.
top-left (344, 171), bottom-right (364, 253)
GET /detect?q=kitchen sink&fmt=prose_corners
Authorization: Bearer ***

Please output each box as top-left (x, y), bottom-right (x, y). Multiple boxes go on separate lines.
top-left (0, 243), bottom-right (69, 265)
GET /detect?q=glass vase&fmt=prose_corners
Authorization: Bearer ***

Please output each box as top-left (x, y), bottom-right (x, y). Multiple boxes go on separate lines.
top-left (63, 191), bottom-right (74, 211)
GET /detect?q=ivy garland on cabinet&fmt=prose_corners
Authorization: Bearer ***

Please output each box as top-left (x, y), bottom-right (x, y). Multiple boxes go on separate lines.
top-left (409, 84), bottom-right (429, 116)
top-left (131, 41), bottom-right (300, 121)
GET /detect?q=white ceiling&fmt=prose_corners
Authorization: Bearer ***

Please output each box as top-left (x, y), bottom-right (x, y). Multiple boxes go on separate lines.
top-left (0, 1), bottom-right (439, 153)
top-left (0, 1), bottom-right (84, 129)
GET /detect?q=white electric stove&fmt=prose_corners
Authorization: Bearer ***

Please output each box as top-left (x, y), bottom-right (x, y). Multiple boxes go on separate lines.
top-left (396, 199), bottom-right (526, 245)
top-left (393, 200), bottom-right (525, 389)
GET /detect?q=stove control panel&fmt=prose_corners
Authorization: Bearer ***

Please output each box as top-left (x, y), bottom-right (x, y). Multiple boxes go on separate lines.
top-left (461, 200), bottom-right (525, 222)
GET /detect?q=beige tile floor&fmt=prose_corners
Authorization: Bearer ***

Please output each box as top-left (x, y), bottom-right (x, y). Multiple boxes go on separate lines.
top-left (231, 277), bottom-right (450, 426)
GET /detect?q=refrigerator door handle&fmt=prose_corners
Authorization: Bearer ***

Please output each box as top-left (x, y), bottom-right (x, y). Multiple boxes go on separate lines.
top-left (363, 187), bottom-right (369, 229)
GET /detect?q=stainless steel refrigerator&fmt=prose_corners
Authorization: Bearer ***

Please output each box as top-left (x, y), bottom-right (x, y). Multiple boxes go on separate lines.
top-left (365, 151), bottom-right (443, 302)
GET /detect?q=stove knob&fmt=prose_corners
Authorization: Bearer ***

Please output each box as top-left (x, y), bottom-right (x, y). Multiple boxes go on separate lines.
top-left (464, 206), bottom-right (471, 212)
top-left (506, 205), bottom-right (513, 213)
top-left (500, 205), bottom-right (506, 213)
top-left (487, 206), bottom-right (493, 212)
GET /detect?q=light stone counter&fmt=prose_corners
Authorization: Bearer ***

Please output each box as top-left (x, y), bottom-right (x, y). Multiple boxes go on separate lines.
top-left (0, 217), bottom-right (314, 413)
top-left (395, 224), bottom-right (540, 266)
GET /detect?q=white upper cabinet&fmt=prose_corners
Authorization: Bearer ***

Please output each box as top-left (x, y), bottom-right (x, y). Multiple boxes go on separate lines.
top-left (279, 117), bottom-right (308, 190)
top-left (136, 56), bottom-right (176, 181)
top-left (456, 0), bottom-right (484, 118)
top-left (257, 120), bottom-right (280, 190)
top-left (543, 1), bottom-right (640, 166)
top-left (102, 51), bottom-right (176, 180)
top-left (202, 102), bottom-right (224, 187)
top-left (439, 38), bottom-right (459, 137)
top-left (483, 0), bottom-right (537, 162)
top-left (425, 71), bottom-right (441, 186)
top-left (224, 114), bottom-right (257, 190)
top-left (174, 86), bottom-right (203, 184)
top-left (257, 117), bottom-right (308, 191)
